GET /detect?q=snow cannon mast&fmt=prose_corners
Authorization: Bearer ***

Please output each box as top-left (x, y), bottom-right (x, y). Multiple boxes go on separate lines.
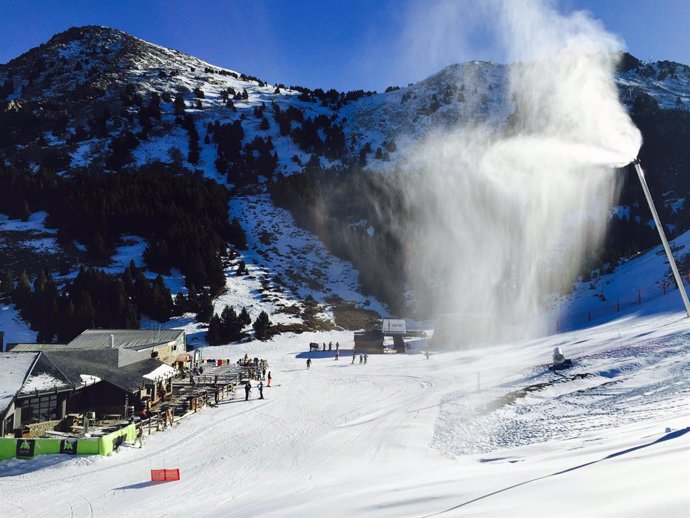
top-left (630, 157), bottom-right (690, 317)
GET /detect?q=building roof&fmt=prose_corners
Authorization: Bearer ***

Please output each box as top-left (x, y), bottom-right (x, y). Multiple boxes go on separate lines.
top-left (42, 349), bottom-right (171, 393)
top-left (68, 329), bottom-right (184, 350)
top-left (2, 345), bottom-right (176, 406)
top-left (10, 343), bottom-right (70, 352)
top-left (142, 364), bottom-right (177, 381)
top-left (0, 352), bottom-right (39, 415)
top-left (10, 329), bottom-right (184, 352)
top-left (18, 352), bottom-right (73, 396)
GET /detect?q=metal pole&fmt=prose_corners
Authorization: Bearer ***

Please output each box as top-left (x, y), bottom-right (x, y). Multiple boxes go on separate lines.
top-left (632, 159), bottom-right (690, 317)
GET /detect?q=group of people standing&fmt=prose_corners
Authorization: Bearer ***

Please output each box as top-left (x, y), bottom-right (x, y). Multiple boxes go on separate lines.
top-left (352, 352), bottom-right (368, 364)
top-left (307, 350), bottom-right (369, 369)
top-left (244, 368), bottom-right (271, 401)
top-left (320, 341), bottom-right (339, 351)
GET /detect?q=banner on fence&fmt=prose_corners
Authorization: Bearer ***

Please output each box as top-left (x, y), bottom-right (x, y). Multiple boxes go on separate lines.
top-left (60, 439), bottom-right (77, 455)
top-left (16, 439), bottom-right (35, 458)
top-left (151, 468), bottom-right (180, 482)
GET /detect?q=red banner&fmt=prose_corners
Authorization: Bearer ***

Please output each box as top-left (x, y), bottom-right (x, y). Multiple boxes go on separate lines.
top-left (165, 469), bottom-right (180, 481)
top-left (151, 469), bottom-right (180, 482)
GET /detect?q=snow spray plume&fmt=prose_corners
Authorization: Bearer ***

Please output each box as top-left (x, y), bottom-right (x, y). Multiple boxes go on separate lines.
top-left (400, 0), bottom-right (641, 342)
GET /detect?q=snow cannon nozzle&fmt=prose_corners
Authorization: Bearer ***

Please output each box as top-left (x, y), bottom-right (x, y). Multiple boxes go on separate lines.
top-left (631, 157), bottom-right (641, 166)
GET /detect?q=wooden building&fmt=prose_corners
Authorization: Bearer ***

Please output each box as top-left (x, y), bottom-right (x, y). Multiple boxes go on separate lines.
top-left (0, 348), bottom-right (175, 437)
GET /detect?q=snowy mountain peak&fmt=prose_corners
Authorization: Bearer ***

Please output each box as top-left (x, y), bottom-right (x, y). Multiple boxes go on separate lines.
top-left (0, 25), bottom-right (267, 107)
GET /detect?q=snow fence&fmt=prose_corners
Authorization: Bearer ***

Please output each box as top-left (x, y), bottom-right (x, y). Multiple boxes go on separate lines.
top-left (0, 423), bottom-right (136, 461)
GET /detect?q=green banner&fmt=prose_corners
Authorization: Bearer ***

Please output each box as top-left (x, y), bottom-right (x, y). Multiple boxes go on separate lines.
top-left (0, 424), bottom-right (136, 461)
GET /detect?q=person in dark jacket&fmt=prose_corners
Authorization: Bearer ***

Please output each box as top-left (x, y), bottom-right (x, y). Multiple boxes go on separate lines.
top-left (245, 381), bottom-right (251, 401)
top-left (258, 381), bottom-right (264, 399)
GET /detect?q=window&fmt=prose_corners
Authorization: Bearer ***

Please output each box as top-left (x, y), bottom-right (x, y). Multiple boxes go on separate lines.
top-left (21, 395), bottom-right (59, 424)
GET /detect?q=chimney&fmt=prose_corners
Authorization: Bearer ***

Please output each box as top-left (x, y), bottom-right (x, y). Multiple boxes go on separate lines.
top-left (110, 334), bottom-right (115, 349)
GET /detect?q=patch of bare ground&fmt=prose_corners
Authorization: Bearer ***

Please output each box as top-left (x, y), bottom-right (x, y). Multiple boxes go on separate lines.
top-left (327, 297), bottom-right (381, 330)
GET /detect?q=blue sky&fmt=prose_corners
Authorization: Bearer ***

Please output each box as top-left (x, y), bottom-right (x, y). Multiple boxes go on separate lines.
top-left (1, 0), bottom-right (688, 91)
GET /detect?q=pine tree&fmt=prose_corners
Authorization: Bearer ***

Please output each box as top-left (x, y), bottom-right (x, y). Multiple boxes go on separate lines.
top-left (187, 285), bottom-right (199, 312)
top-left (173, 292), bottom-right (187, 316)
top-left (149, 275), bottom-right (173, 322)
top-left (20, 200), bottom-right (30, 221)
top-left (13, 271), bottom-right (31, 309)
top-left (239, 307), bottom-right (251, 327)
top-left (0, 271), bottom-right (13, 294)
top-left (174, 94), bottom-right (186, 115)
top-left (196, 291), bottom-right (213, 323)
top-left (219, 305), bottom-right (243, 342)
top-left (253, 310), bottom-right (272, 340)
top-left (207, 313), bottom-right (222, 345)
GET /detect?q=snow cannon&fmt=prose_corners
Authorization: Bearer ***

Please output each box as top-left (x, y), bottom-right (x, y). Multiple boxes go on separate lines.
top-left (550, 346), bottom-right (572, 370)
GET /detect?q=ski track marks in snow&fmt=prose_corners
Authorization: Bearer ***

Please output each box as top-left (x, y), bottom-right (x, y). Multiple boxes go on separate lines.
top-left (433, 334), bottom-right (690, 456)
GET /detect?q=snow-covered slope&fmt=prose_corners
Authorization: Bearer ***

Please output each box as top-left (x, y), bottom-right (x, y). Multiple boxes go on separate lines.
top-left (339, 62), bottom-right (512, 162)
top-left (618, 59), bottom-right (690, 110)
top-left (1, 289), bottom-right (688, 517)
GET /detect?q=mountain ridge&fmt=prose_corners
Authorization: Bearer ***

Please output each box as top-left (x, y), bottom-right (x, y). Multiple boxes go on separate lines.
top-left (1, 26), bottom-right (689, 343)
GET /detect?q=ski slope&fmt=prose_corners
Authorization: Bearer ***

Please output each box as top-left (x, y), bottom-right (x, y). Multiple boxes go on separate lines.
top-left (1, 307), bottom-right (688, 517)
top-left (1, 226), bottom-right (690, 518)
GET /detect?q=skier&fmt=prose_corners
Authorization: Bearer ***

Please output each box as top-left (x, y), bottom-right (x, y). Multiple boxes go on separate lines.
top-left (359, 354), bottom-right (363, 364)
top-left (306, 358), bottom-right (312, 369)
top-left (352, 351), bottom-right (356, 364)
top-left (245, 380), bottom-right (251, 401)
top-left (262, 368), bottom-right (266, 380)
top-left (425, 351), bottom-right (429, 360)
top-left (328, 341), bottom-right (332, 351)
top-left (336, 342), bottom-right (340, 351)
top-left (335, 350), bottom-right (339, 360)
top-left (364, 354), bottom-right (368, 365)
top-left (258, 381), bottom-right (264, 399)
top-left (267, 371), bottom-right (272, 387)
top-left (322, 342), bottom-right (326, 351)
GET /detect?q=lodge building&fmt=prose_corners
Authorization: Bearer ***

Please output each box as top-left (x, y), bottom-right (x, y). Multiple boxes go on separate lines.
top-left (0, 329), bottom-right (187, 436)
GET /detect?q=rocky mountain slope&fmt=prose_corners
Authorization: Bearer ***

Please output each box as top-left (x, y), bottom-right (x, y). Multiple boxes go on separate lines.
top-left (1, 26), bottom-right (689, 343)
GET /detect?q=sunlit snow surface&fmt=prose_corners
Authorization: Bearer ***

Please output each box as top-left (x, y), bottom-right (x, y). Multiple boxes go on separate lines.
top-left (1, 307), bottom-right (688, 517)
